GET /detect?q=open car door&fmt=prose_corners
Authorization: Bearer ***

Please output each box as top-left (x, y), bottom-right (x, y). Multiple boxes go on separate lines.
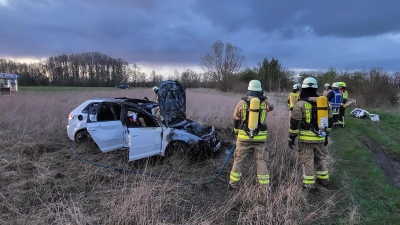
top-left (124, 105), bottom-right (163, 161)
top-left (87, 103), bottom-right (124, 152)
top-left (128, 127), bottom-right (163, 161)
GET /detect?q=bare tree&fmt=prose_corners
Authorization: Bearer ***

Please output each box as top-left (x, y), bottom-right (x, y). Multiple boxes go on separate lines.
top-left (393, 72), bottom-right (400, 89)
top-left (201, 40), bottom-right (245, 92)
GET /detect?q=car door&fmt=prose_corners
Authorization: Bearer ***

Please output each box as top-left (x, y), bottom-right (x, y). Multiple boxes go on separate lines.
top-left (87, 103), bottom-right (124, 152)
top-left (128, 127), bottom-right (163, 161)
top-left (123, 105), bottom-right (163, 161)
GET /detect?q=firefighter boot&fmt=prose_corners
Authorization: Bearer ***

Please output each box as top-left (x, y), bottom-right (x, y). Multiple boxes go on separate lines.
top-left (302, 184), bottom-right (317, 192)
top-left (316, 178), bottom-right (330, 187)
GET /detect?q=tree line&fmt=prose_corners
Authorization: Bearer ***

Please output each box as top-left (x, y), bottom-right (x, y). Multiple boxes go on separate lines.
top-left (1, 40), bottom-right (399, 107)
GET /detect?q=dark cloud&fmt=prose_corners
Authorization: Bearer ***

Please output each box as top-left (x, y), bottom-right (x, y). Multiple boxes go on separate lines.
top-left (0, 0), bottom-right (400, 73)
top-left (192, 0), bottom-right (400, 38)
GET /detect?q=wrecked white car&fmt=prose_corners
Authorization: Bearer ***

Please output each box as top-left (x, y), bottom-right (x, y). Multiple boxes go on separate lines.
top-left (67, 80), bottom-right (221, 161)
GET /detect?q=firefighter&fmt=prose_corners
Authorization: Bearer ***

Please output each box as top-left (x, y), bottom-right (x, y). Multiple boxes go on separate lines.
top-left (152, 86), bottom-right (159, 101)
top-left (288, 77), bottom-right (333, 189)
top-left (338, 82), bottom-right (348, 128)
top-left (326, 82), bottom-right (343, 127)
top-left (229, 80), bottom-right (274, 190)
top-left (288, 84), bottom-right (300, 112)
top-left (152, 86), bottom-right (163, 121)
top-left (322, 83), bottom-right (332, 96)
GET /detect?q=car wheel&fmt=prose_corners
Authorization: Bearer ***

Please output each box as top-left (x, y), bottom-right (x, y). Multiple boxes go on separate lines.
top-left (75, 130), bottom-right (93, 144)
top-left (166, 141), bottom-right (190, 157)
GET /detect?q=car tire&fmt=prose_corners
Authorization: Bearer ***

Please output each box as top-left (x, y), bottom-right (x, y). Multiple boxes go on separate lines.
top-left (75, 130), bottom-right (93, 144)
top-left (166, 141), bottom-right (190, 157)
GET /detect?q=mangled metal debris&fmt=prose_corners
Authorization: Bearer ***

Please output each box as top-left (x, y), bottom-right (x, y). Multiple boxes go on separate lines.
top-left (350, 108), bottom-right (380, 121)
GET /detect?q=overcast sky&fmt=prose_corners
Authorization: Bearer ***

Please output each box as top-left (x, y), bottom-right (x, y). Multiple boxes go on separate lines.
top-left (1, 0), bottom-right (399, 75)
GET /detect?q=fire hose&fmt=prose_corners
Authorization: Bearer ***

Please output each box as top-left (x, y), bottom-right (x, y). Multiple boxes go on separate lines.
top-left (70, 144), bottom-right (236, 186)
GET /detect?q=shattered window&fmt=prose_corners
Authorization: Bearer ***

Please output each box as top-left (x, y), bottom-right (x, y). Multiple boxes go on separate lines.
top-left (97, 105), bottom-right (117, 121)
top-left (126, 109), bottom-right (158, 128)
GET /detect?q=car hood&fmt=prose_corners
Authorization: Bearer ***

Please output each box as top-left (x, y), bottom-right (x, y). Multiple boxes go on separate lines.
top-left (157, 80), bottom-right (186, 126)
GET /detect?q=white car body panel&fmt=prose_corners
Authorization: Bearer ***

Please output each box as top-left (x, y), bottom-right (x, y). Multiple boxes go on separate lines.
top-left (128, 127), bottom-right (164, 161)
top-left (67, 99), bottom-right (106, 141)
top-left (87, 121), bottom-right (124, 152)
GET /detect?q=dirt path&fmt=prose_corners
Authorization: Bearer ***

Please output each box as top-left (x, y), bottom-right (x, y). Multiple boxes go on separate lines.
top-left (358, 136), bottom-right (400, 189)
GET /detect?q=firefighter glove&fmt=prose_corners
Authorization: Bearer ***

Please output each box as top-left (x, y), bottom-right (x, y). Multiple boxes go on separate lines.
top-left (288, 134), bottom-right (296, 150)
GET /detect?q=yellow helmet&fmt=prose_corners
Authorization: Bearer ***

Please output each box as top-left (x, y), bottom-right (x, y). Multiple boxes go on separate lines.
top-left (339, 82), bottom-right (346, 88)
top-left (248, 80), bottom-right (262, 91)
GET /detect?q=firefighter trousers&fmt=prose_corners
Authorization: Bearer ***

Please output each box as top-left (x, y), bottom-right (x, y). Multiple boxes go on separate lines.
top-left (332, 114), bottom-right (339, 126)
top-left (338, 107), bottom-right (346, 127)
top-left (297, 142), bottom-right (329, 186)
top-left (229, 139), bottom-right (269, 188)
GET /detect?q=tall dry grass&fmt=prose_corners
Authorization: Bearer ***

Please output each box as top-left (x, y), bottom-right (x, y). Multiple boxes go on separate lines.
top-left (0, 88), bottom-right (357, 224)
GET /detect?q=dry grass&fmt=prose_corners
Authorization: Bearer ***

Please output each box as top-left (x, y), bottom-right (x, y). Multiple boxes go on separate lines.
top-left (0, 88), bottom-right (355, 224)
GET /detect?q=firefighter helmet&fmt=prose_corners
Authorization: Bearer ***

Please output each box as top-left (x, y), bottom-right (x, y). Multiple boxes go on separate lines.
top-left (152, 86), bottom-right (159, 91)
top-left (324, 83), bottom-right (331, 87)
top-left (302, 77), bottom-right (318, 89)
top-left (293, 84), bottom-right (300, 90)
top-left (339, 82), bottom-right (347, 88)
top-left (332, 82), bottom-right (340, 89)
top-left (248, 80), bottom-right (262, 91)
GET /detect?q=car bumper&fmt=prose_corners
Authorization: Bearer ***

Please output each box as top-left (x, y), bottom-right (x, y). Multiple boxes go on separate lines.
top-left (201, 126), bottom-right (221, 152)
top-left (67, 125), bottom-right (76, 141)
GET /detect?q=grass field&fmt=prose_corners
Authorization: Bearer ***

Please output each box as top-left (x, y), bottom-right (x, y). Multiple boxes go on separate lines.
top-left (330, 112), bottom-right (400, 224)
top-left (18, 86), bottom-right (122, 92)
top-left (1, 86), bottom-right (399, 224)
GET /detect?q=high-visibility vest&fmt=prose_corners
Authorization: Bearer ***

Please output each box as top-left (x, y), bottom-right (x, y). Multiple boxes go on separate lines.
top-left (340, 90), bottom-right (348, 107)
top-left (288, 92), bottom-right (300, 108)
top-left (342, 91), bottom-right (348, 100)
top-left (237, 98), bottom-right (268, 141)
top-left (330, 89), bottom-right (342, 114)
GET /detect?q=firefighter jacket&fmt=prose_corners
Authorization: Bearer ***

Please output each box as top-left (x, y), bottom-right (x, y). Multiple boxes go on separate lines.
top-left (327, 89), bottom-right (343, 115)
top-left (340, 89), bottom-right (348, 107)
top-left (287, 91), bottom-right (300, 109)
top-left (233, 96), bottom-right (273, 142)
top-left (289, 97), bottom-right (333, 144)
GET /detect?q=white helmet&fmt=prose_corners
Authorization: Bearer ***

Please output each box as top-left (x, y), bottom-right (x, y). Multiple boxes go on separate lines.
top-left (293, 84), bottom-right (300, 89)
top-left (152, 86), bottom-right (159, 91)
top-left (324, 83), bottom-right (331, 87)
top-left (248, 80), bottom-right (262, 91)
top-left (302, 77), bottom-right (318, 89)
top-left (332, 82), bottom-right (340, 89)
